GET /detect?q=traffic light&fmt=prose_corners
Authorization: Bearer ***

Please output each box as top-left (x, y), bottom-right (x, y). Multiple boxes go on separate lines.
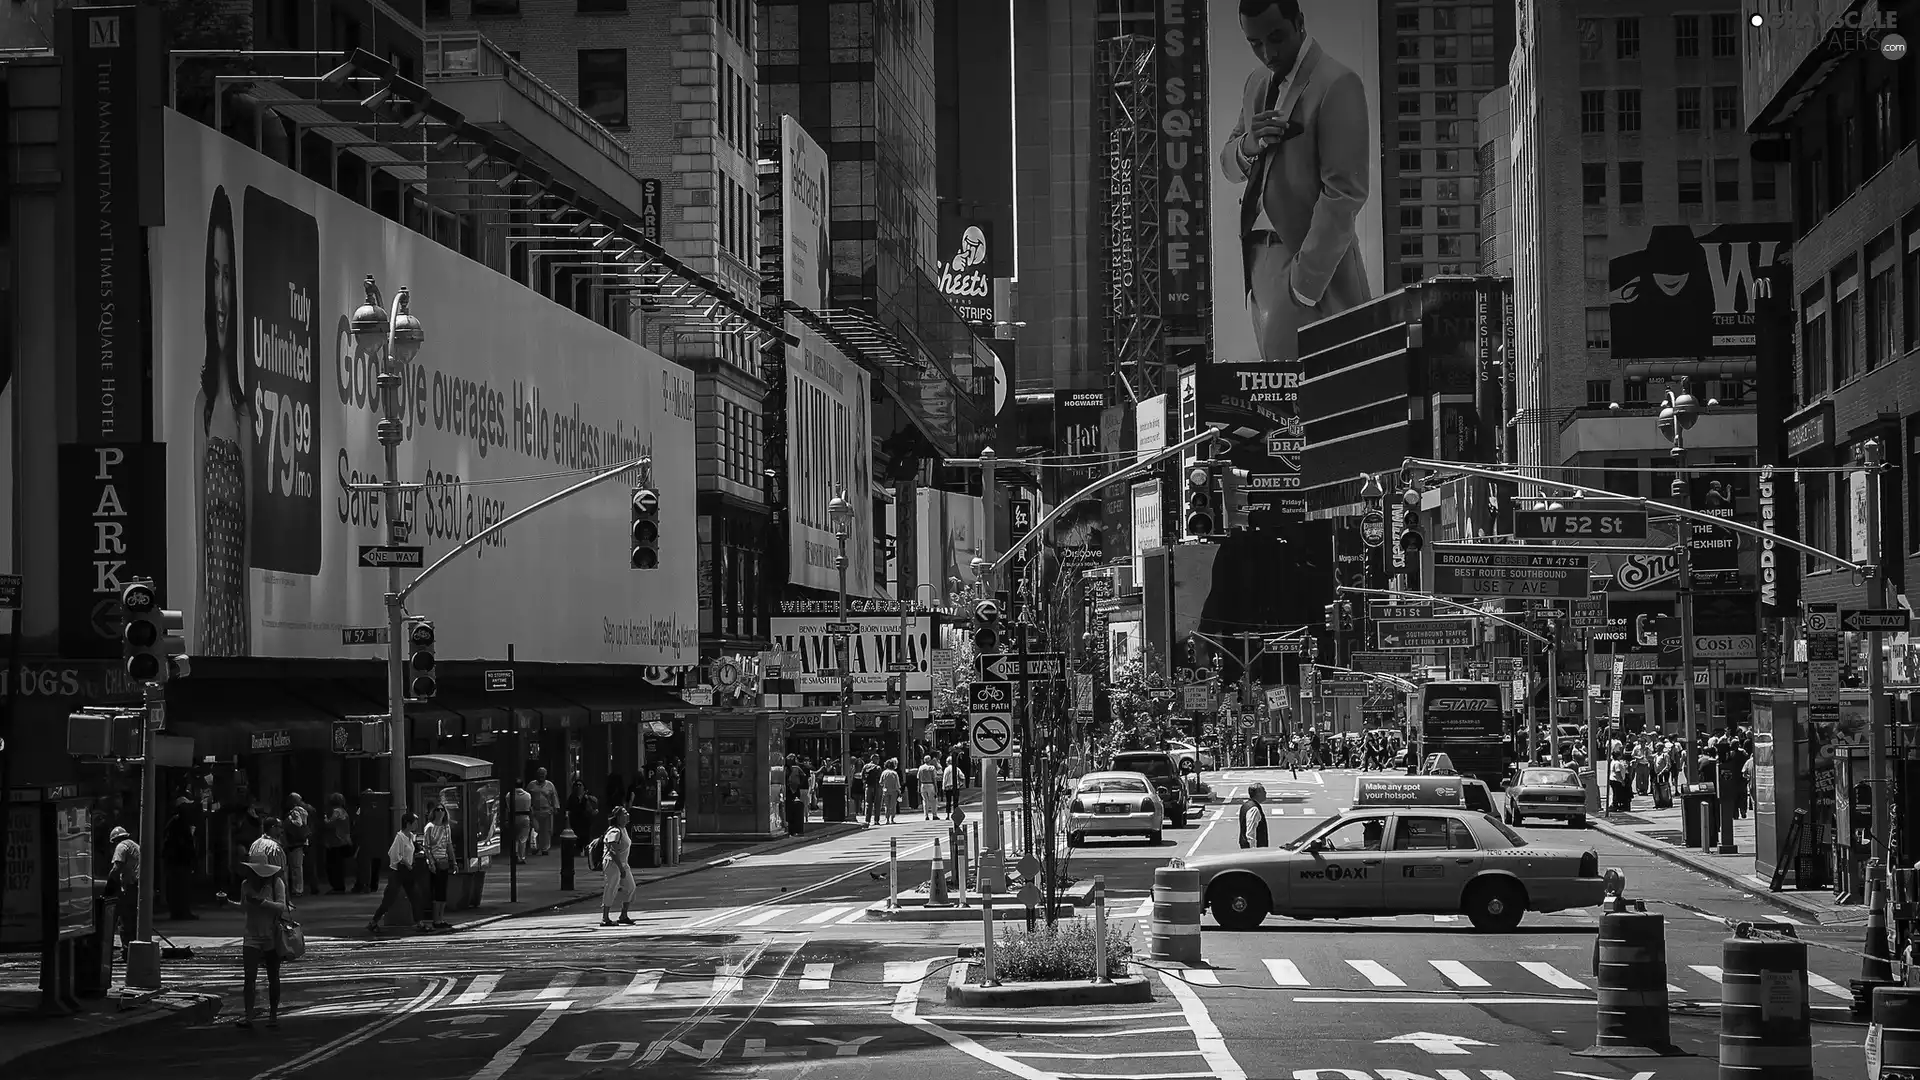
top-left (630, 486), bottom-right (660, 569)
top-left (1183, 465), bottom-right (1219, 539)
top-left (973, 599), bottom-right (1003, 653)
top-left (406, 617), bottom-right (438, 699)
top-left (121, 580), bottom-right (184, 684)
top-left (1399, 479), bottom-right (1427, 554)
top-left (1325, 602), bottom-right (1345, 633)
top-left (1220, 466), bottom-right (1253, 530)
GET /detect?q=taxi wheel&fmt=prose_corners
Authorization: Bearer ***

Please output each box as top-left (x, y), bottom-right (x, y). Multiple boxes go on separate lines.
top-left (1464, 880), bottom-right (1526, 932)
top-left (1209, 879), bottom-right (1269, 930)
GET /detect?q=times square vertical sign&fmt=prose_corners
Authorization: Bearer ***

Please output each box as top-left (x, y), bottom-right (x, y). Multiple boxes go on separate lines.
top-left (1159, 0), bottom-right (1208, 323)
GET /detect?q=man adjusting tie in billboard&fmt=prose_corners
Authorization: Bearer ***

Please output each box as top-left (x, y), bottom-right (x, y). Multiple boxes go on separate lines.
top-left (1222, 0), bottom-right (1372, 364)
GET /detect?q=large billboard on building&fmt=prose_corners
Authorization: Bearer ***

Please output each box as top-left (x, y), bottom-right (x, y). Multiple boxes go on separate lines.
top-left (937, 220), bottom-right (995, 328)
top-left (1053, 391), bottom-right (1107, 555)
top-left (768, 614), bottom-right (934, 694)
top-left (1208, 0), bottom-right (1385, 369)
top-left (1159, 0), bottom-right (1210, 322)
top-left (916, 488), bottom-right (985, 608)
top-left (780, 115), bottom-right (831, 311)
top-left (150, 111), bottom-right (697, 666)
top-left (1606, 224), bottom-right (1793, 362)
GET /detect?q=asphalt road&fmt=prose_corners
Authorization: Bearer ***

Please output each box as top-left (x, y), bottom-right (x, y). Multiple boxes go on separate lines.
top-left (5, 768), bottom-right (1873, 1080)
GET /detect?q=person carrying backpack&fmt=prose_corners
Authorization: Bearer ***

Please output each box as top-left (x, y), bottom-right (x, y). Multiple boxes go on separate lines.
top-left (599, 806), bottom-right (635, 927)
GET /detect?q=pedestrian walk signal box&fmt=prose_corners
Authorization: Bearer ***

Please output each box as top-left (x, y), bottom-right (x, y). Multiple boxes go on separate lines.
top-left (1351, 774), bottom-right (1495, 816)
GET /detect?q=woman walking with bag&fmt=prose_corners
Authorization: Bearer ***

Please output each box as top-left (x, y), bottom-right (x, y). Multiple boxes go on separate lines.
top-left (238, 858), bottom-right (290, 1028)
top-left (422, 805), bottom-right (454, 930)
top-left (600, 807), bottom-right (636, 927)
top-left (364, 813), bottom-right (421, 935)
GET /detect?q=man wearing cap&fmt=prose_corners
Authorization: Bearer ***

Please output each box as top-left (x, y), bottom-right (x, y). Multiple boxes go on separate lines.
top-left (1239, 784), bottom-right (1269, 849)
top-left (108, 826), bottom-right (140, 953)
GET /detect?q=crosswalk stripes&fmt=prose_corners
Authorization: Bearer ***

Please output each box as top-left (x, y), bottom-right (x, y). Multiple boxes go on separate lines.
top-left (1141, 955), bottom-right (1859, 999)
top-left (453, 974), bottom-right (502, 1007)
top-left (1430, 960), bottom-right (1489, 987)
top-left (1347, 960), bottom-right (1405, 987)
top-left (1519, 961), bottom-right (1586, 989)
top-left (799, 964), bottom-right (834, 991)
top-left (681, 900), bottom-right (871, 931)
top-left (1263, 960), bottom-right (1309, 987)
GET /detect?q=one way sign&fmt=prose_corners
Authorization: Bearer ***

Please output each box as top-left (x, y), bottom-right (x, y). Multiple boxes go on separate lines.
top-left (1843, 608), bottom-right (1910, 632)
top-left (358, 545), bottom-right (424, 568)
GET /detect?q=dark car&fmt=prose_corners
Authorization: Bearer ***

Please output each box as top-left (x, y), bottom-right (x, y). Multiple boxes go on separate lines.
top-left (1108, 750), bottom-right (1191, 827)
top-left (1504, 766), bottom-right (1589, 828)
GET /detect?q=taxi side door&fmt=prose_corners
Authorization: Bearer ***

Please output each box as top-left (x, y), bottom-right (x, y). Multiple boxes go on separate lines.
top-left (1288, 814), bottom-right (1388, 915)
top-left (1383, 814), bottom-right (1482, 912)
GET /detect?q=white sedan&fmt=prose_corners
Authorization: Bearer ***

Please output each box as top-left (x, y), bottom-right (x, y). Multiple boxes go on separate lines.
top-left (1065, 771), bottom-right (1165, 847)
top-left (1169, 740), bottom-right (1216, 772)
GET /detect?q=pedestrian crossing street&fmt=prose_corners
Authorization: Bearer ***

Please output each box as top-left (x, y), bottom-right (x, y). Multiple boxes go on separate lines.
top-left (274, 957), bottom-right (944, 1019)
top-left (1160, 954), bottom-right (1855, 1001)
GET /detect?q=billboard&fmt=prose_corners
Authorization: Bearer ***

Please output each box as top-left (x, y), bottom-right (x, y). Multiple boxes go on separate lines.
top-left (1208, 0), bottom-right (1384, 368)
top-left (1606, 224), bottom-right (1792, 361)
top-left (1159, 0), bottom-right (1210, 321)
top-left (1198, 362), bottom-right (1304, 514)
top-left (152, 111), bottom-right (697, 665)
top-left (768, 614), bottom-right (934, 693)
top-left (780, 115), bottom-right (831, 310)
top-left (938, 220), bottom-right (994, 328)
top-left (916, 488), bottom-right (985, 608)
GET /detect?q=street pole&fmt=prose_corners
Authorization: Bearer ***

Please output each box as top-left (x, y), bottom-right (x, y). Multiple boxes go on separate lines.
top-left (1545, 613), bottom-right (1560, 766)
top-left (1863, 438), bottom-right (1893, 970)
top-left (126, 688), bottom-right (161, 989)
top-left (833, 492), bottom-right (852, 788)
top-left (979, 448), bottom-right (1003, 898)
top-left (898, 595), bottom-right (911, 782)
top-left (1672, 475), bottom-right (1701, 779)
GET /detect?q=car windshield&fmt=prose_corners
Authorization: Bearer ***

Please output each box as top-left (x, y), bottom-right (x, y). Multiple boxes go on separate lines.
top-left (1482, 814), bottom-right (1528, 846)
top-left (1521, 769), bottom-right (1579, 787)
top-left (1080, 778), bottom-right (1149, 794)
top-left (1112, 756), bottom-right (1175, 780)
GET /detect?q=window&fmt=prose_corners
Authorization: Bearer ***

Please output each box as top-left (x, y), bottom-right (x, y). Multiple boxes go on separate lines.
top-left (1602, 458), bottom-right (1638, 495)
top-left (1833, 261), bottom-right (1861, 384)
top-left (1619, 161), bottom-right (1643, 204)
top-left (1470, 34), bottom-right (1495, 57)
top-left (1437, 235), bottom-right (1464, 258)
top-left (1581, 90), bottom-right (1606, 133)
top-left (1714, 158), bottom-right (1740, 201)
top-left (1432, 6), bottom-right (1457, 30)
top-left (1470, 63), bottom-right (1497, 84)
top-left (577, 0), bottom-right (626, 10)
top-left (1754, 161), bottom-right (1776, 201)
top-left (1616, 17), bottom-right (1641, 59)
top-left (1711, 86), bottom-right (1739, 130)
top-left (1398, 36), bottom-right (1422, 59)
top-left (1678, 160), bottom-right (1703, 204)
top-left (1433, 92), bottom-right (1458, 114)
top-left (1616, 89), bottom-right (1641, 133)
top-left (1674, 14), bottom-right (1699, 57)
top-left (1398, 94), bottom-right (1422, 116)
top-left (1436, 178), bottom-right (1462, 200)
top-left (1434, 36), bottom-right (1459, 59)
top-left (1710, 13), bottom-right (1737, 57)
top-left (1392, 816), bottom-right (1470, 851)
top-left (1435, 120), bottom-right (1464, 142)
top-left (470, 0), bottom-right (518, 12)
top-left (1318, 816), bottom-right (1387, 852)
top-left (425, 0), bottom-right (449, 14)
top-left (1676, 87), bottom-right (1702, 130)
top-left (577, 49), bottom-right (628, 128)
top-left (1587, 379), bottom-right (1613, 405)
top-left (1435, 150), bottom-right (1459, 172)
top-left (1578, 18), bottom-right (1602, 61)
top-left (1622, 381), bottom-right (1649, 404)
top-left (1470, 5), bottom-right (1494, 28)
top-left (1399, 150), bottom-right (1424, 172)
top-left (1585, 307), bottom-right (1612, 349)
top-left (1807, 475), bottom-right (1833, 571)
top-left (1396, 9), bottom-right (1419, 29)
top-left (1871, 82), bottom-right (1897, 171)
top-left (1399, 122), bottom-right (1424, 144)
top-left (1802, 283), bottom-right (1829, 400)
top-left (1400, 235), bottom-right (1425, 257)
top-left (1436, 205), bottom-right (1463, 228)
top-left (1398, 179), bottom-right (1423, 200)
top-left (1905, 216), bottom-right (1920, 352)
top-left (1399, 65), bottom-right (1422, 88)
top-left (1400, 206), bottom-right (1424, 229)
top-left (1401, 264), bottom-right (1425, 285)
top-left (1582, 162), bottom-right (1607, 205)
top-left (1434, 64), bottom-right (1459, 86)
top-left (1584, 235), bottom-right (1608, 278)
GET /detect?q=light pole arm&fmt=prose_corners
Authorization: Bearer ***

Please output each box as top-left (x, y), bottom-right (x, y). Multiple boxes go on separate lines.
top-left (1403, 456), bottom-right (1868, 574)
top-left (1335, 585), bottom-right (1550, 645)
top-left (989, 424), bottom-right (1227, 576)
top-left (397, 457), bottom-right (649, 605)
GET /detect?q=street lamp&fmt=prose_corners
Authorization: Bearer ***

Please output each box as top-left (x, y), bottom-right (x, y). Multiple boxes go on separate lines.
top-left (829, 490), bottom-right (854, 781)
top-left (1654, 388), bottom-right (1709, 785)
top-left (351, 277), bottom-right (425, 829)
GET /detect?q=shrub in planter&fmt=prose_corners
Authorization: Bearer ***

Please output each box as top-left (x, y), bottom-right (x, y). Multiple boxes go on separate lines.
top-left (986, 918), bottom-right (1134, 982)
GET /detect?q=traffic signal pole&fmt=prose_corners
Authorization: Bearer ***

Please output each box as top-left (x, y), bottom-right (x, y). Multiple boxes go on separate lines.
top-left (979, 449), bottom-right (1001, 983)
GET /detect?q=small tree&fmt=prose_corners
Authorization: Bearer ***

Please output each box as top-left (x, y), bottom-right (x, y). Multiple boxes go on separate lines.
top-left (1089, 653), bottom-right (1181, 763)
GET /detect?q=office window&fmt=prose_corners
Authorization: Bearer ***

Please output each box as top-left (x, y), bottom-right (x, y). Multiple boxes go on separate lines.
top-left (1581, 90), bottom-right (1606, 134)
top-left (1399, 150), bottom-right (1424, 172)
top-left (1871, 82), bottom-right (1897, 170)
top-left (1400, 206), bottom-right (1423, 229)
top-left (1435, 120), bottom-right (1462, 142)
top-left (1616, 89), bottom-right (1642, 133)
top-left (1436, 178), bottom-right (1462, 200)
top-left (1588, 380), bottom-right (1613, 406)
top-left (1619, 161), bottom-right (1643, 204)
top-left (1399, 94), bottom-right (1422, 116)
top-left (1437, 235), bottom-right (1464, 257)
top-left (1678, 160), bottom-right (1703, 204)
top-left (1674, 14), bottom-right (1699, 57)
top-left (1398, 179), bottom-right (1423, 200)
top-left (1433, 92), bottom-right (1458, 114)
top-left (1711, 86), bottom-right (1739, 130)
top-left (1833, 261), bottom-right (1861, 384)
top-left (577, 49), bottom-right (628, 128)
top-left (1868, 232), bottom-right (1897, 372)
top-left (1434, 64), bottom-right (1459, 86)
top-left (1710, 13), bottom-right (1737, 57)
top-left (1802, 283), bottom-right (1829, 399)
top-left (1401, 264), bottom-right (1425, 285)
top-left (1806, 475), bottom-right (1832, 571)
top-left (1578, 18), bottom-right (1602, 60)
top-left (1620, 381), bottom-right (1648, 405)
top-left (1434, 36), bottom-right (1459, 59)
top-left (1398, 65), bottom-right (1422, 88)
top-left (1471, 63), bottom-right (1497, 83)
top-left (1398, 36), bottom-right (1422, 59)
top-left (1676, 87), bottom-right (1702, 130)
top-left (1582, 162), bottom-right (1607, 205)
top-left (578, 0), bottom-right (625, 10)
top-left (1401, 123), bottom-right (1428, 145)
top-left (1753, 161), bottom-right (1776, 200)
top-left (1906, 216), bottom-right (1920, 352)
top-left (1470, 5), bottom-right (1493, 27)
top-left (719, 64), bottom-right (733, 145)
top-left (1585, 307), bottom-right (1612, 350)
top-left (1432, 6), bottom-right (1457, 29)
top-left (1584, 235), bottom-right (1608, 278)
top-left (1435, 150), bottom-right (1459, 172)
top-left (1396, 9), bottom-right (1419, 29)
top-left (1616, 18), bottom-right (1641, 59)
top-left (1436, 205), bottom-right (1463, 228)
top-left (1602, 457), bottom-right (1638, 496)
top-left (1400, 234), bottom-right (1425, 257)
top-left (1470, 34), bottom-right (1494, 57)
top-left (471, 0), bottom-right (518, 12)
top-left (1714, 158), bottom-right (1740, 201)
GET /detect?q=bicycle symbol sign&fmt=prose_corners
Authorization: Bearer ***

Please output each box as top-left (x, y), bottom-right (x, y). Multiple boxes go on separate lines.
top-left (969, 712), bottom-right (1014, 758)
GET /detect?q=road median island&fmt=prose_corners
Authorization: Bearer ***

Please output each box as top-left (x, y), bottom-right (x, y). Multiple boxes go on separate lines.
top-left (938, 919), bottom-right (1152, 1007)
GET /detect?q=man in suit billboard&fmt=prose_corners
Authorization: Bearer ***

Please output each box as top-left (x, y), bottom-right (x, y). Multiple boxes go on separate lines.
top-left (1221, 0), bottom-right (1373, 364)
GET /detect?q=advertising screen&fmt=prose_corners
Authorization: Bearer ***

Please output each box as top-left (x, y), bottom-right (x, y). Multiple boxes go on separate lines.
top-left (1606, 223), bottom-right (1793, 361)
top-left (152, 111), bottom-right (698, 666)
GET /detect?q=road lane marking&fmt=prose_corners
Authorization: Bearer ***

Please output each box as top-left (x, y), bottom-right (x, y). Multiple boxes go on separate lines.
top-left (799, 963), bottom-right (834, 991)
top-left (1690, 965), bottom-right (1724, 983)
top-left (251, 975), bottom-right (457, 1080)
top-left (1007, 1050), bottom-right (1208, 1059)
top-left (468, 1001), bottom-right (570, 1080)
top-left (1263, 960), bottom-right (1310, 987)
top-left (804, 906), bottom-right (850, 924)
top-left (1520, 962), bottom-right (1586, 989)
top-left (1763, 914), bottom-right (1804, 926)
top-left (711, 961), bottom-right (749, 997)
top-left (1179, 967), bottom-right (1219, 986)
top-left (1183, 811), bottom-right (1223, 860)
top-left (739, 907), bottom-right (791, 927)
top-left (535, 972), bottom-right (579, 1001)
top-left (686, 838), bottom-right (940, 928)
top-left (885, 960), bottom-right (932, 984)
top-left (452, 974), bottom-right (502, 1007)
top-left (917, 1011), bottom-right (1188, 1024)
top-left (1292, 996), bottom-right (1590, 1005)
top-left (1432, 914), bottom-right (1461, 923)
top-left (1694, 911), bottom-right (1728, 923)
top-left (836, 908), bottom-right (867, 925)
top-left (1431, 961), bottom-right (1490, 987)
top-left (1808, 973), bottom-right (1851, 999)
top-left (615, 971), bottom-right (662, 999)
top-left (1157, 970), bottom-right (1250, 1080)
top-left (1132, 899), bottom-right (1154, 918)
top-left (959, 1026), bottom-right (1195, 1039)
top-left (1347, 960), bottom-right (1406, 987)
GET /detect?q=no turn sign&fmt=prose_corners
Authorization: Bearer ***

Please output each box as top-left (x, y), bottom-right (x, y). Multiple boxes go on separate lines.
top-left (969, 711), bottom-right (1015, 758)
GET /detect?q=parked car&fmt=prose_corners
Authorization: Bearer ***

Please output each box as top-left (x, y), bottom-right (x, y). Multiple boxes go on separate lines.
top-left (1504, 765), bottom-right (1589, 828)
top-left (1108, 750), bottom-right (1192, 827)
top-left (1064, 771), bottom-right (1165, 847)
top-left (1168, 740), bottom-right (1216, 772)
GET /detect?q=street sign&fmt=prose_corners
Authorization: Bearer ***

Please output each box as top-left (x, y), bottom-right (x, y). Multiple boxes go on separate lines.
top-left (1264, 638), bottom-right (1307, 654)
top-left (824, 621), bottom-right (862, 635)
top-left (1570, 595), bottom-right (1608, 628)
top-left (1843, 609), bottom-right (1911, 632)
top-left (1319, 673), bottom-right (1373, 698)
top-left (977, 653), bottom-right (1065, 680)
top-left (1430, 544), bottom-right (1593, 599)
top-left (1807, 602), bottom-right (1840, 722)
top-left (968, 711), bottom-right (1015, 758)
top-left (1353, 651), bottom-right (1416, 674)
top-left (1361, 508), bottom-right (1386, 548)
top-left (358, 545), bottom-right (424, 568)
top-left (969, 681), bottom-right (1012, 710)
top-left (1513, 509), bottom-right (1649, 540)
top-left (1375, 618), bottom-right (1478, 650)
top-left (342, 626), bottom-right (390, 645)
top-left (1182, 684), bottom-right (1214, 711)
top-left (1022, 656), bottom-right (1065, 677)
top-left (886, 660), bottom-right (917, 672)
top-left (1370, 600), bottom-right (1436, 620)
top-left (484, 669), bottom-right (516, 692)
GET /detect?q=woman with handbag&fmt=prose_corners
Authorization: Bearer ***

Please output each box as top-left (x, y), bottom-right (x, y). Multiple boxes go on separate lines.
top-left (422, 805), bottom-right (454, 930)
top-left (238, 858), bottom-right (290, 1028)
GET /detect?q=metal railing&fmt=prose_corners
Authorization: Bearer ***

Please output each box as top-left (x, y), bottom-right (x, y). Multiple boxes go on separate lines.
top-left (423, 32), bottom-right (630, 168)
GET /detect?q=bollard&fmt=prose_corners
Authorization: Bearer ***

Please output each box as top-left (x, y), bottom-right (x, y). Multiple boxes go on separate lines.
top-left (1092, 875), bottom-right (1111, 984)
top-left (927, 837), bottom-right (954, 907)
top-left (559, 828), bottom-right (576, 891)
top-left (1720, 928), bottom-right (1811, 1080)
top-left (888, 837), bottom-right (899, 910)
top-left (1863, 859), bottom-right (1896, 987)
top-left (1575, 908), bottom-right (1680, 1057)
top-left (1870, 986), bottom-right (1920, 1080)
top-left (1150, 862), bottom-right (1203, 966)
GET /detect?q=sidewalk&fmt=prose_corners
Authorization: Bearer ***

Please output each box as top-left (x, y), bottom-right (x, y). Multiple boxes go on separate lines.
top-left (1587, 800), bottom-right (1859, 923)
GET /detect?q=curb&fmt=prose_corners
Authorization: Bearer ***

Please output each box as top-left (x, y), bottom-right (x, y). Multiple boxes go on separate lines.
top-left (866, 901), bottom-right (1079, 922)
top-left (942, 961), bottom-right (1153, 1007)
top-left (1587, 818), bottom-right (1839, 922)
top-left (0, 990), bottom-right (223, 1069)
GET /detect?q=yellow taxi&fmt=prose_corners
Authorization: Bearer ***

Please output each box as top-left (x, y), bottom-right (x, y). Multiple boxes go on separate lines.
top-left (1189, 775), bottom-right (1609, 932)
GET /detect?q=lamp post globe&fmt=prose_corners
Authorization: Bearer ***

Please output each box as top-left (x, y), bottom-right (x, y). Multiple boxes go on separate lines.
top-left (827, 490), bottom-right (851, 537)
top-left (390, 286), bottom-right (426, 363)
top-left (350, 275), bottom-right (390, 353)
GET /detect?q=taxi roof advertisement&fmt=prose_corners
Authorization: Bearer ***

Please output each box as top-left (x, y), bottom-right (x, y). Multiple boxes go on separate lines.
top-left (152, 111), bottom-right (699, 667)
top-left (1353, 775), bottom-right (1463, 807)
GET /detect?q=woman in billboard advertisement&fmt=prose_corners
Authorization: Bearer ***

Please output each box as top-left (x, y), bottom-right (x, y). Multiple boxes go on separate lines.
top-left (194, 186), bottom-right (252, 656)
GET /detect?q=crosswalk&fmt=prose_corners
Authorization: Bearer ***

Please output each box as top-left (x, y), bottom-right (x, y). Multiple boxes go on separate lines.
top-left (1158, 954), bottom-right (1857, 1001)
top-left (686, 901), bottom-right (871, 930)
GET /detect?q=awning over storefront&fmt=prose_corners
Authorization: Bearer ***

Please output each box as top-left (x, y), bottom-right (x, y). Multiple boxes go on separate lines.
top-left (411, 755), bottom-right (494, 781)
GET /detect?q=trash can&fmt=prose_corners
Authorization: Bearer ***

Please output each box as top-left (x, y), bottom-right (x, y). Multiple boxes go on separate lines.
top-left (661, 811), bottom-right (680, 866)
top-left (75, 895), bottom-right (115, 997)
top-left (630, 808), bottom-right (659, 869)
top-left (820, 779), bottom-right (848, 823)
top-left (1680, 783), bottom-right (1716, 848)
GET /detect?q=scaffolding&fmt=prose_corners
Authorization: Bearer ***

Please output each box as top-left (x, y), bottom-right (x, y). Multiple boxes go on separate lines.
top-left (1096, 34), bottom-right (1162, 404)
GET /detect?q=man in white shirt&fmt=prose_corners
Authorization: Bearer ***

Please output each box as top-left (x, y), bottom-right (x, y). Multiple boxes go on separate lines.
top-left (528, 769), bottom-right (559, 856)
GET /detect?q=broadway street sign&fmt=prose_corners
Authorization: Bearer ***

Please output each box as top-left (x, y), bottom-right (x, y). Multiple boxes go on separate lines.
top-left (1375, 618), bottom-right (1478, 650)
top-left (1430, 544), bottom-right (1593, 599)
